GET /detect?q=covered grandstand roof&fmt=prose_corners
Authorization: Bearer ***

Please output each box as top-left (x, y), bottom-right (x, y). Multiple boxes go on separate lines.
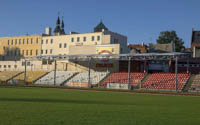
top-left (33, 52), bottom-right (190, 61)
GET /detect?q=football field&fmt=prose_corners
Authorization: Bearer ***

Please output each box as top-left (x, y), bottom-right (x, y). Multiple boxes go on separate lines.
top-left (0, 87), bottom-right (199, 125)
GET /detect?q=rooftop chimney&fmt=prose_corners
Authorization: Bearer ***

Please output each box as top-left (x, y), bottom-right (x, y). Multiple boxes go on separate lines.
top-left (45, 27), bottom-right (52, 36)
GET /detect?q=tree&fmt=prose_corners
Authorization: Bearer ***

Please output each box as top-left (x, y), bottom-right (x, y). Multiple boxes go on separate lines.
top-left (157, 31), bottom-right (185, 52)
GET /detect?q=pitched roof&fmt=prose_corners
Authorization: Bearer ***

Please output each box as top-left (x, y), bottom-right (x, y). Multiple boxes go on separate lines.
top-left (94, 21), bottom-right (109, 32)
top-left (192, 31), bottom-right (200, 43)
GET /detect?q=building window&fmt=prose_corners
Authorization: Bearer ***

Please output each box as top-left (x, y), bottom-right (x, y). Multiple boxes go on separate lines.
top-left (23, 39), bottom-right (25, 44)
top-left (97, 36), bottom-right (100, 41)
top-left (46, 49), bottom-right (48, 54)
top-left (83, 37), bottom-right (86, 42)
top-left (16, 50), bottom-right (20, 56)
top-left (19, 39), bottom-right (21, 45)
top-left (114, 39), bottom-right (118, 43)
top-left (50, 49), bottom-right (53, 54)
top-left (41, 50), bottom-right (43, 54)
top-left (4, 65), bottom-right (6, 68)
top-left (31, 38), bottom-right (33, 44)
top-left (15, 39), bottom-right (17, 45)
top-left (36, 38), bottom-right (38, 44)
top-left (27, 38), bottom-right (29, 44)
top-left (26, 50), bottom-right (28, 56)
top-left (11, 40), bottom-right (13, 45)
top-left (8, 40), bottom-right (9, 45)
top-left (22, 62), bottom-right (25, 66)
top-left (77, 37), bottom-right (80, 42)
top-left (22, 50), bottom-right (24, 56)
top-left (46, 39), bottom-right (48, 44)
top-left (112, 48), bottom-right (114, 52)
top-left (71, 38), bottom-right (74, 42)
top-left (36, 49), bottom-right (38, 56)
top-left (41, 40), bottom-right (43, 44)
top-left (14, 50), bottom-right (17, 56)
top-left (64, 43), bottom-right (67, 48)
top-left (10, 51), bottom-right (13, 56)
top-left (8, 65), bottom-right (11, 68)
top-left (30, 50), bottom-right (32, 55)
top-left (120, 48), bottom-right (123, 53)
top-left (14, 65), bottom-right (17, 68)
top-left (91, 36), bottom-right (95, 41)
top-left (27, 62), bottom-right (31, 66)
top-left (0, 65), bottom-right (1, 68)
top-left (59, 43), bottom-right (62, 48)
top-left (51, 39), bottom-right (53, 44)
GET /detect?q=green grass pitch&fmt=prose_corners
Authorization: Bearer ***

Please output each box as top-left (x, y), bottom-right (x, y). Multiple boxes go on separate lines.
top-left (0, 87), bottom-right (199, 125)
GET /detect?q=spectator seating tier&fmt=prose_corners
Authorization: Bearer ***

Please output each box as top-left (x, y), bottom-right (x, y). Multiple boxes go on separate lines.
top-left (142, 72), bottom-right (190, 90)
top-left (14, 71), bottom-right (48, 83)
top-left (189, 74), bottom-right (200, 92)
top-left (35, 71), bottom-right (76, 86)
top-left (66, 72), bottom-right (109, 87)
top-left (0, 71), bottom-right (22, 82)
top-left (101, 72), bottom-right (146, 87)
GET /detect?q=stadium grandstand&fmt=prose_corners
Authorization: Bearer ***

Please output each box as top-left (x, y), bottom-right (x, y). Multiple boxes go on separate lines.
top-left (24, 52), bottom-right (191, 92)
top-left (0, 16), bottom-right (200, 93)
top-left (1, 51), bottom-right (199, 92)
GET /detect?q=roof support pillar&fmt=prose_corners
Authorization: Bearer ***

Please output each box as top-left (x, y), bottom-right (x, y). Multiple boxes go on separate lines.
top-left (175, 56), bottom-right (178, 92)
top-left (54, 60), bottom-right (57, 86)
top-left (88, 57), bottom-right (91, 88)
top-left (128, 57), bottom-right (131, 90)
top-left (24, 60), bottom-right (27, 86)
top-left (187, 56), bottom-right (189, 73)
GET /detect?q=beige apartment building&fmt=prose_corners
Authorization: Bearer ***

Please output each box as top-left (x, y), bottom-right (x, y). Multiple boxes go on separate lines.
top-left (41, 19), bottom-right (128, 72)
top-left (0, 17), bottom-right (128, 72)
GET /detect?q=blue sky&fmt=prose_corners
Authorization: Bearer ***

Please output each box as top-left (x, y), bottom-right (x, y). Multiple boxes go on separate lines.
top-left (0, 0), bottom-right (200, 48)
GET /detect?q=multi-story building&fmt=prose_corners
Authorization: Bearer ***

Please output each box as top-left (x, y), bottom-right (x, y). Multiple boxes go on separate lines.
top-left (0, 16), bottom-right (128, 72)
top-left (0, 35), bottom-right (42, 60)
top-left (191, 29), bottom-right (200, 58)
top-left (41, 19), bottom-right (128, 56)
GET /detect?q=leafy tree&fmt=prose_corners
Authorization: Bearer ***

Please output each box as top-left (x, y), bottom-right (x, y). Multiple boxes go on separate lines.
top-left (157, 31), bottom-right (185, 52)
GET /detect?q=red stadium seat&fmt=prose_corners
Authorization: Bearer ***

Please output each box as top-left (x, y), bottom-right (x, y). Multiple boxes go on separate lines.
top-left (142, 72), bottom-right (190, 91)
top-left (101, 72), bottom-right (146, 87)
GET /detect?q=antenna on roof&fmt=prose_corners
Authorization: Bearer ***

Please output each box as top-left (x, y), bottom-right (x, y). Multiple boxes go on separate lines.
top-left (100, 18), bottom-right (103, 22)
top-left (192, 28), bottom-right (194, 31)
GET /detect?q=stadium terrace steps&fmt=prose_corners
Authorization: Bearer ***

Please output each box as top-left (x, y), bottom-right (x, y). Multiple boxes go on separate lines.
top-left (137, 73), bottom-right (150, 89)
top-left (66, 72), bottom-right (109, 87)
top-left (97, 72), bottom-right (112, 87)
top-left (101, 72), bottom-right (146, 87)
top-left (0, 71), bottom-right (23, 82)
top-left (188, 74), bottom-right (200, 92)
top-left (61, 72), bottom-right (79, 86)
top-left (182, 74), bottom-right (195, 92)
top-left (13, 71), bottom-right (48, 83)
top-left (35, 71), bottom-right (77, 86)
top-left (142, 72), bottom-right (190, 91)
